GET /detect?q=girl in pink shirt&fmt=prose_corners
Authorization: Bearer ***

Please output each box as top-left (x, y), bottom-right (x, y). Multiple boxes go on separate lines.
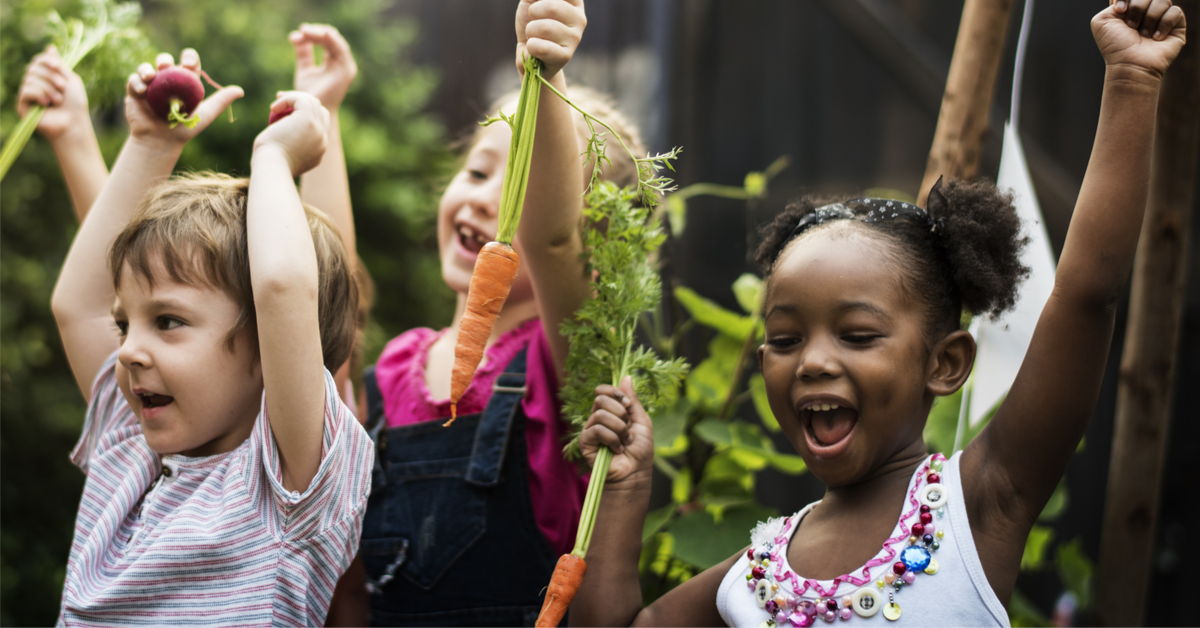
top-left (346, 1), bottom-right (652, 624)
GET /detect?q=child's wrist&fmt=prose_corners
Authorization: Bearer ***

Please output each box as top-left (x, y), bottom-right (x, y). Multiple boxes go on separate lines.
top-left (1104, 63), bottom-right (1166, 90)
top-left (126, 135), bottom-right (184, 161)
top-left (606, 467), bottom-right (655, 494)
top-left (48, 122), bottom-right (98, 149)
top-left (251, 142), bottom-right (298, 177)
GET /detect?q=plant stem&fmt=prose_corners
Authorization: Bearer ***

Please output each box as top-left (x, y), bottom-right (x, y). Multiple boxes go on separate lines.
top-left (0, 108), bottom-right (46, 180)
top-left (573, 446), bottom-right (613, 558)
top-left (536, 76), bottom-right (642, 181)
top-left (717, 322), bottom-right (761, 420)
top-left (493, 57), bottom-right (541, 245)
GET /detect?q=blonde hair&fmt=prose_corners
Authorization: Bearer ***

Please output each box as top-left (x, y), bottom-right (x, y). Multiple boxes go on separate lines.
top-left (469, 86), bottom-right (647, 191)
top-left (109, 173), bottom-right (358, 372)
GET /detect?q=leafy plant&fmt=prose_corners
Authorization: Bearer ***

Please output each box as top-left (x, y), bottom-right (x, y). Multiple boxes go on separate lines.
top-left (0, 0), bottom-right (150, 178)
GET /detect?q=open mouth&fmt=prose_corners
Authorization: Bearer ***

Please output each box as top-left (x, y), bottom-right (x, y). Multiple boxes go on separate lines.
top-left (139, 392), bottom-right (175, 410)
top-left (457, 222), bottom-right (490, 255)
top-left (801, 401), bottom-right (859, 449)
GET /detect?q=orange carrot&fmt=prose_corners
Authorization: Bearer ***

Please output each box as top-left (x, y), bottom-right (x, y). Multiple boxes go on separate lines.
top-left (535, 553), bottom-right (588, 627)
top-left (445, 241), bottom-right (519, 426)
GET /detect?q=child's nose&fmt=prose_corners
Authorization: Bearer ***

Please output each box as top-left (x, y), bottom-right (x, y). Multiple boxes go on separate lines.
top-left (796, 339), bottom-right (842, 380)
top-left (117, 329), bottom-right (153, 370)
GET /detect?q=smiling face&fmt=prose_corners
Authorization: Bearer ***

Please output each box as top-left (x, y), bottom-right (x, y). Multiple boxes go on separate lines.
top-left (113, 261), bottom-right (263, 457)
top-left (758, 223), bottom-right (939, 487)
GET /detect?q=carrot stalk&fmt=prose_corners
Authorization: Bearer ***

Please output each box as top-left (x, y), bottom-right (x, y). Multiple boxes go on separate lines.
top-left (445, 56), bottom-right (541, 422)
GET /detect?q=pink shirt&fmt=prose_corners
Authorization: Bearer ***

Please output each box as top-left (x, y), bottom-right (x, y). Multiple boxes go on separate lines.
top-left (372, 318), bottom-right (588, 556)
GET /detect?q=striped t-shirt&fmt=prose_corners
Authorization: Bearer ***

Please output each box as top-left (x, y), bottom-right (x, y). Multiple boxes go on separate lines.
top-left (59, 352), bottom-right (374, 627)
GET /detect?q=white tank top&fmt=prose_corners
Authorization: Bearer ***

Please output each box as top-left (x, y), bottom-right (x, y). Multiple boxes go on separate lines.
top-left (716, 452), bottom-right (1009, 627)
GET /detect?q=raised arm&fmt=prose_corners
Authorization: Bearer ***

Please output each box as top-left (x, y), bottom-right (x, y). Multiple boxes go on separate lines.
top-left (51, 50), bottom-right (242, 399)
top-left (17, 45), bottom-right (108, 221)
top-left (248, 92), bottom-right (331, 493)
top-left (293, 23), bottom-right (357, 260)
top-left (964, 0), bottom-right (1186, 556)
top-left (514, 0), bottom-right (591, 373)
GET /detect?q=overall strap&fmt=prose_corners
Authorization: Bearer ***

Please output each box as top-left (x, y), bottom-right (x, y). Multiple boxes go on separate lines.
top-left (363, 365), bottom-right (386, 443)
top-left (465, 347), bottom-right (529, 487)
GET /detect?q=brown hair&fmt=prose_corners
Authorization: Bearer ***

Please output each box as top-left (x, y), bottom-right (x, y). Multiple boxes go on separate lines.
top-left (109, 173), bottom-right (358, 372)
top-left (468, 86), bottom-right (647, 191)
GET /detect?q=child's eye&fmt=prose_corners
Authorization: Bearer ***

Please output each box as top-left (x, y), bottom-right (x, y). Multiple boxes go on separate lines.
top-left (468, 169), bottom-right (488, 181)
top-left (157, 316), bottom-right (183, 331)
top-left (767, 336), bottom-right (801, 349)
top-left (113, 320), bottom-right (128, 336)
top-left (843, 334), bottom-right (880, 345)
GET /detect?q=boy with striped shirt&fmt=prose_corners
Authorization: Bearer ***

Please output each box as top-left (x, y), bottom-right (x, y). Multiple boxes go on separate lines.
top-left (51, 49), bottom-right (372, 626)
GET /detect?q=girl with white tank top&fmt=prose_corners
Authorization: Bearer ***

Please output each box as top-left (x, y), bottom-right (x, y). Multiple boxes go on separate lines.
top-left (560, 6), bottom-right (1186, 626)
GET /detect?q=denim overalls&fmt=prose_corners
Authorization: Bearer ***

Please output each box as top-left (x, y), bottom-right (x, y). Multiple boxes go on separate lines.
top-left (359, 348), bottom-right (561, 626)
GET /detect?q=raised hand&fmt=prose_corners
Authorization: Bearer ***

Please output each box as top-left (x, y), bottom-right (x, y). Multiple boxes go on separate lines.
top-left (291, 24), bottom-right (357, 110)
top-left (515, 0), bottom-right (586, 78)
top-left (579, 377), bottom-right (654, 484)
top-left (18, 45), bottom-right (91, 141)
top-left (255, 91), bottom-right (330, 177)
top-left (126, 49), bottom-right (243, 146)
top-left (1096, 0), bottom-right (1187, 78)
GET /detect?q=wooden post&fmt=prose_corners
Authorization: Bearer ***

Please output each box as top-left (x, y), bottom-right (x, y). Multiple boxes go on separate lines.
top-left (918, 0), bottom-right (1014, 205)
top-left (1096, 1), bottom-right (1200, 625)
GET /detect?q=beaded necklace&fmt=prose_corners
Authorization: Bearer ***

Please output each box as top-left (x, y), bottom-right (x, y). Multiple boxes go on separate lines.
top-left (744, 454), bottom-right (949, 625)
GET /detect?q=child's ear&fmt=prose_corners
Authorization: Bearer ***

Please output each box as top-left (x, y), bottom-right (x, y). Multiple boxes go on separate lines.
top-left (926, 329), bottom-right (975, 397)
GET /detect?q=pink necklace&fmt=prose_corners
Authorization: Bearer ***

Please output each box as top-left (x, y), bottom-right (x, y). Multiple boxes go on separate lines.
top-left (745, 454), bottom-right (949, 625)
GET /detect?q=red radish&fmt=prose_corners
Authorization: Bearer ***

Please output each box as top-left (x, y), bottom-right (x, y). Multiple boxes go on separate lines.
top-left (268, 107), bottom-right (295, 125)
top-left (145, 67), bottom-right (204, 129)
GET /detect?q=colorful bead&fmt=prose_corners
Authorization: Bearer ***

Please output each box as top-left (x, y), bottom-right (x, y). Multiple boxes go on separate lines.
top-left (799, 600), bottom-right (817, 616)
top-left (823, 610), bottom-right (837, 622)
top-left (925, 523), bottom-right (935, 536)
top-left (920, 505), bottom-right (930, 514)
top-left (767, 601), bottom-right (779, 614)
top-left (779, 611), bottom-right (792, 625)
top-left (908, 535), bottom-right (918, 544)
top-left (826, 599), bottom-right (839, 612)
top-left (936, 530), bottom-right (944, 539)
top-left (762, 551), bottom-right (772, 560)
top-left (932, 541), bottom-right (940, 551)
top-left (912, 523), bottom-right (925, 537)
top-left (884, 573), bottom-right (896, 585)
top-left (841, 595), bottom-right (853, 608)
top-left (840, 608), bottom-right (853, 621)
top-left (893, 562), bottom-right (907, 575)
top-left (931, 458), bottom-right (944, 472)
top-left (747, 573), bottom-right (754, 581)
top-left (749, 580), bottom-right (757, 590)
top-left (876, 579), bottom-right (885, 589)
top-left (920, 512), bottom-right (933, 524)
top-left (900, 545), bottom-right (932, 572)
top-left (748, 548), bottom-right (757, 560)
top-left (883, 601), bottom-right (903, 621)
top-left (927, 473), bottom-right (941, 484)
top-left (753, 566), bottom-right (766, 579)
top-left (923, 534), bottom-right (934, 545)
top-left (924, 557), bottom-right (940, 575)
top-left (937, 507), bottom-right (945, 518)
top-left (791, 611), bottom-right (812, 627)
top-left (902, 571), bottom-right (915, 585)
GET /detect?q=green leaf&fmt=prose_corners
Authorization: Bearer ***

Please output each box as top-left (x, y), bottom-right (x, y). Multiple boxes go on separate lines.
top-left (643, 504), bottom-right (675, 542)
top-left (653, 398), bottom-right (690, 457)
top-left (666, 505), bottom-right (775, 570)
top-left (1038, 480), bottom-right (1068, 522)
top-left (748, 374), bottom-right (780, 432)
top-left (732, 273), bottom-right (764, 316)
top-left (672, 466), bottom-right (693, 505)
top-left (685, 335), bottom-right (743, 413)
top-left (923, 387), bottom-right (962, 454)
top-left (667, 194), bottom-right (687, 235)
top-left (1007, 589), bottom-right (1052, 627)
top-left (743, 171), bottom-right (767, 198)
top-left (693, 418), bottom-right (732, 445)
top-left (675, 286), bottom-right (756, 339)
top-left (1055, 538), bottom-right (1093, 611)
top-left (768, 453), bottom-right (808, 474)
top-left (1021, 525), bottom-right (1055, 571)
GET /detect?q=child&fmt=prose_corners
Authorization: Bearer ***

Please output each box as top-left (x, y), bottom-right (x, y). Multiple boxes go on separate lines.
top-left (16, 45), bottom-right (109, 221)
top-left (569, 3), bottom-right (1186, 626)
top-left (340, 0), bottom-right (648, 624)
top-left (50, 49), bottom-right (373, 626)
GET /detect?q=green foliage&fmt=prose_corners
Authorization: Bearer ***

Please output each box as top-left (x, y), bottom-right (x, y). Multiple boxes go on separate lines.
top-left (1, 0), bottom-right (451, 623)
top-left (560, 181), bottom-right (690, 454)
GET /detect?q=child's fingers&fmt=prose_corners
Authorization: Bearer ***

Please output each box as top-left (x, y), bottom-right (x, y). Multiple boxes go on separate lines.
top-left (1113, 0), bottom-right (1128, 14)
top-left (1155, 4), bottom-right (1186, 39)
top-left (593, 384), bottom-right (632, 407)
top-left (155, 52), bottom-right (175, 71)
top-left (137, 62), bottom-right (156, 83)
top-left (1141, 0), bottom-right (1175, 38)
top-left (290, 29), bottom-right (316, 68)
top-left (127, 72), bottom-right (148, 97)
top-left (28, 63), bottom-right (68, 91)
top-left (591, 394), bottom-right (629, 423)
top-left (618, 376), bottom-right (652, 430)
top-left (191, 85), bottom-right (245, 128)
top-left (23, 77), bottom-right (62, 106)
top-left (179, 48), bottom-right (200, 72)
top-left (527, 0), bottom-right (582, 26)
top-left (581, 417), bottom-right (628, 454)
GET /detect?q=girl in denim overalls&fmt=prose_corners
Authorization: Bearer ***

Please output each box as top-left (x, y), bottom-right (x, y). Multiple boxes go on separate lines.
top-left (350, 1), bottom-right (650, 624)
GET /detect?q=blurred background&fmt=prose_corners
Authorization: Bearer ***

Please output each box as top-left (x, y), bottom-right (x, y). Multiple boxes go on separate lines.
top-left (2, 0), bottom-right (1196, 625)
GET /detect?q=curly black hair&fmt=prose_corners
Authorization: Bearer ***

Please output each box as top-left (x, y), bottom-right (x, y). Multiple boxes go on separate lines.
top-left (754, 179), bottom-right (1031, 337)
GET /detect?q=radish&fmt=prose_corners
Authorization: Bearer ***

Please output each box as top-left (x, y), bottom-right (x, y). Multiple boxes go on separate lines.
top-left (144, 65), bottom-right (230, 129)
top-left (145, 67), bottom-right (204, 129)
top-left (267, 106), bottom-right (294, 125)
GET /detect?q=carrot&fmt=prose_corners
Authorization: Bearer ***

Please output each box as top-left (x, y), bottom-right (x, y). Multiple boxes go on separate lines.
top-left (445, 241), bottom-right (519, 425)
top-left (445, 55), bottom-right (541, 423)
top-left (535, 553), bottom-right (588, 627)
